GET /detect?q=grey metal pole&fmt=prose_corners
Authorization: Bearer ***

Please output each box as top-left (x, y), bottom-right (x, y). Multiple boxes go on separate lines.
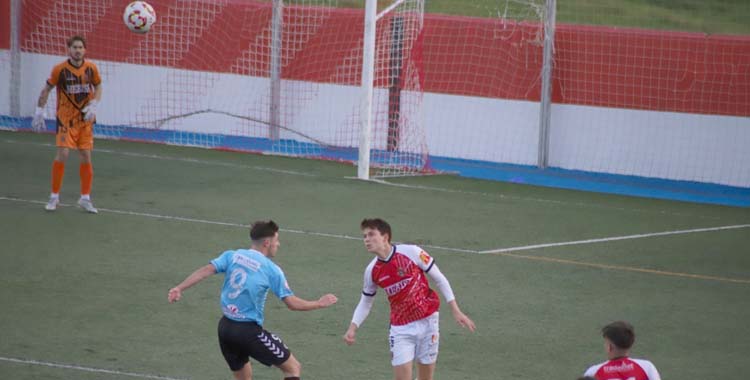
top-left (10, 0), bottom-right (21, 117)
top-left (269, 0), bottom-right (283, 141)
top-left (537, 0), bottom-right (556, 169)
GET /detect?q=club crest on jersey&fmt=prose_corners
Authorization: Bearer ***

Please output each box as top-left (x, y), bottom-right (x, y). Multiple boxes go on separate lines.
top-left (419, 251), bottom-right (431, 265)
top-left (397, 267), bottom-right (406, 277)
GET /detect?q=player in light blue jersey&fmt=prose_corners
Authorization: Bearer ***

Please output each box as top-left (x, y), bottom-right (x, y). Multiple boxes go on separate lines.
top-left (168, 220), bottom-right (337, 380)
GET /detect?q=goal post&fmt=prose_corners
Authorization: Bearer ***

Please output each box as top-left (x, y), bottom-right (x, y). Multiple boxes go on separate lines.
top-left (358, 0), bottom-right (428, 179)
top-left (7, 0), bottom-right (429, 178)
top-left (357, 0), bottom-right (377, 180)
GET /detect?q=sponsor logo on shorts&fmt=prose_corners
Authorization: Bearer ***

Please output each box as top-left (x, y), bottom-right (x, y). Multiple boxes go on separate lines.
top-left (258, 332), bottom-right (286, 359)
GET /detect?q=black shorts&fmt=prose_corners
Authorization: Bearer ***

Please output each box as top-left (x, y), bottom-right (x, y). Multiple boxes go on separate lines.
top-left (217, 316), bottom-right (291, 371)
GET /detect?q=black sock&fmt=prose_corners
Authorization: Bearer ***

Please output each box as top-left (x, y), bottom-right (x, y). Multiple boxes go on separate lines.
top-left (284, 377), bottom-right (300, 380)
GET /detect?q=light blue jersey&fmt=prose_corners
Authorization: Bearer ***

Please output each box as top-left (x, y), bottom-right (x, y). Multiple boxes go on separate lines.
top-left (210, 249), bottom-right (293, 325)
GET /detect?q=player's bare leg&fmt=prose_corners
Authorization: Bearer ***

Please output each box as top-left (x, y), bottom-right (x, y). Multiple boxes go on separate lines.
top-left (76, 149), bottom-right (97, 213)
top-left (231, 362), bottom-right (252, 380)
top-left (392, 361), bottom-right (413, 380)
top-left (416, 362), bottom-right (436, 380)
top-left (276, 353), bottom-right (301, 379)
top-left (276, 354), bottom-right (301, 378)
top-left (55, 147), bottom-right (71, 161)
top-left (78, 148), bottom-right (92, 164)
top-left (45, 147), bottom-right (70, 211)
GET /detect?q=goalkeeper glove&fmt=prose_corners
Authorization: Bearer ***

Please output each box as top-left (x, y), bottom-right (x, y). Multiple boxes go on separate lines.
top-left (32, 107), bottom-right (46, 131)
top-left (82, 100), bottom-right (98, 122)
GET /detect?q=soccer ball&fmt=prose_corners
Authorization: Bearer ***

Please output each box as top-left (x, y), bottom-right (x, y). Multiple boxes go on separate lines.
top-left (123, 1), bottom-right (156, 34)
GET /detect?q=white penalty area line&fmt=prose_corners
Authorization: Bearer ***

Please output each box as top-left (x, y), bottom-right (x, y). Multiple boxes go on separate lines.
top-left (479, 224), bottom-right (750, 254)
top-left (1, 138), bottom-right (316, 177)
top-left (2, 136), bottom-right (725, 221)
top-left (479, 225), bottom-right (750, 285)
top-left (491, 252), bottom-right (750, 285)
top-left (2, 196), bottom-right (748, 284)
top-left (365, 178), bottom-right (723, 221)
top-left (0, 196), bottom-right (364, 243)
top-left (0, 356), bottom-right (187, 380)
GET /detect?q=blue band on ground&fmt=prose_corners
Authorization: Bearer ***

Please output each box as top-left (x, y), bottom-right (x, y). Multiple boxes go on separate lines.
top-left (3, 116), bottom-right (748, 207)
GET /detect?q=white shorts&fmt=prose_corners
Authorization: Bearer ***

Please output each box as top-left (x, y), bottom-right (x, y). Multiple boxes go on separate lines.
top-left (389, 312), bottom-right (440, 366)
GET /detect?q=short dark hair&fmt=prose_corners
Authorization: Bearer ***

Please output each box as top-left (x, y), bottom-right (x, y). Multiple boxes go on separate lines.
top-left (602, 321), bottom-right (635, 350)
top-left (360, 218), bottom-right (392, 242)
top-left (250, 220), bottom-right (279, 241)
top-left (67, 35), bottom-right (86, 48)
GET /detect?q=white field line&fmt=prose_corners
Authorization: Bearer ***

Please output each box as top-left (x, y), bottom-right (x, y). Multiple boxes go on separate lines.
top-left (369, 179), bottom-right (725, 220)
top-left (0, 356), bottom-right (187, 380)
top-left (3, 137), bottom-right (723, 220)
top-left (0, 196), bottom-right (363, 242)
top-left (479, 224), bottom-right (750, 254)
top-left (1, 138), bottom-right (315, 177)
top-left (2, 196), bottom-right (748, 283)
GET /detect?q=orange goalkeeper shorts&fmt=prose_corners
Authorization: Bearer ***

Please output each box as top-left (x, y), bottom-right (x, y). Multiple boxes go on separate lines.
top-left (56, 117), bottom-right (94, 150)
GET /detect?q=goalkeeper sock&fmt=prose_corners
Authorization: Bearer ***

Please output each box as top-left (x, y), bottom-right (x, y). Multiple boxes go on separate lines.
top-left (80, 162), bottom-right (93, 196)
top-left (51, 160), bottom-right (65, 194)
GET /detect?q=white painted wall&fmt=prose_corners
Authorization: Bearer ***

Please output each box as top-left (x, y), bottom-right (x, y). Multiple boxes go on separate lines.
top-left (424, 92), bottom-right (540, 165)
top-left (0, 50), bottom-right (11, 115)
top-left (4, 52), bottom-right (750, 187)
top-left (549, 104), bottom-right (750, 186)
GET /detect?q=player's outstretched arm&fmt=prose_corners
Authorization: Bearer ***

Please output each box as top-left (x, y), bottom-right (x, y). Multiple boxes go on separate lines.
top-left (36, 84), bottom-right (53, 107)
top-left (448, 300), bottom-right (476, 332)
top-left (282, 293), bottom-right (338, 311)
top-left (425, 264), bottom-right (476, 332)
top-left (343, 323), bottom-right (358, 346)
top-left (83, 84), bottom-right (103, 122)
top-left (32, 84), bottom-right (53, 131)
top-left (168, 264), bottom-right (216, 303)
top-left (343, 293), bottom-right (375, 345)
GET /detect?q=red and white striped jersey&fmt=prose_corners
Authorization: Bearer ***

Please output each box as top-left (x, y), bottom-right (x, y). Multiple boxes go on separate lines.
top-left (361, 244), bottom-right (440, 326)
top-left (584, 357), bottom-right (661, 380)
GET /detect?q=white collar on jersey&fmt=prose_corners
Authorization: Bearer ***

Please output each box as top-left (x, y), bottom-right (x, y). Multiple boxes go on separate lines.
top-left (378, 245), bottom-right (397, 262)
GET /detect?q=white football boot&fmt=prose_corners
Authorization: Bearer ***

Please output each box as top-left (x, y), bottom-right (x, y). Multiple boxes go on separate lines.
top-left (78, 197), bottom-right (98, 214)
top-left (45, 196), bottom-right (59, 211)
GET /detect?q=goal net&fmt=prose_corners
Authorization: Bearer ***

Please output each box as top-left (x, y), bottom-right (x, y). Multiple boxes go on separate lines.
top-left (6, 0), bottom-right (428, 177)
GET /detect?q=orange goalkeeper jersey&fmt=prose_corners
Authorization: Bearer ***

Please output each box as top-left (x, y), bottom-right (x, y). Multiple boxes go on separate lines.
top-left (47, 59), bottom-right (101, 122)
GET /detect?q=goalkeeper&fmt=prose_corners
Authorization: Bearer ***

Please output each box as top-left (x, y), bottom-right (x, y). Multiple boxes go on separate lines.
top-left (32, 35), bottom-right (102, 213)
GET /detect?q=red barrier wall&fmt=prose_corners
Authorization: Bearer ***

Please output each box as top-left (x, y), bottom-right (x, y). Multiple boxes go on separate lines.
top-left (0, 0), bottom-right (10, 50)
top-left (553, 24), bottom-right (750, 117)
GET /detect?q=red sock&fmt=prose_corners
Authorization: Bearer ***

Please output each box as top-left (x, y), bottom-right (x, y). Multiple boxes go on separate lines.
top-left (51, 160), bottom-right (65, 194)
top-left (80, 162), bottom-right (93, 196)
